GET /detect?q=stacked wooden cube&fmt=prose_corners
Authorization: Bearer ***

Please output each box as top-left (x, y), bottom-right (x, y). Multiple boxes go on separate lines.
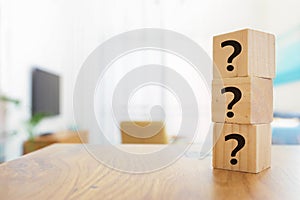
top-left (212, 29), bottom-right (275, 173)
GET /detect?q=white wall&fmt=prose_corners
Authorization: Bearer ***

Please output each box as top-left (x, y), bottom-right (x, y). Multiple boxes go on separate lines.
top-left (274, 82), bottom-right (300, 112)
top-left (0, 0), bottom-right (267, 159)
top-left (263, 0), bottom-right (300, 112)
top-left (264, 0), bottom-right (300, 34)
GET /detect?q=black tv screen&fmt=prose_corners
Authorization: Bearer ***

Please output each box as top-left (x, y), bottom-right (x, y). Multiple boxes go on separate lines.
top-left (32, 68), bottom-right (60, 116)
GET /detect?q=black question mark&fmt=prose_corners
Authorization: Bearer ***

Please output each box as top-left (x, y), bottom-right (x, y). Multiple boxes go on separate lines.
top-left (221, 40), bottom-right (242, 72)
top-left (225, 133), bottom-right (245, 165)
top-left (221, 87), bottom-right (242, 118)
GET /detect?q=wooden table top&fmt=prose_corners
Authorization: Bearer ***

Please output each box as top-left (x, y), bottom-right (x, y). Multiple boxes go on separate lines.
top-left (0, 144), bottom-right (300, 200)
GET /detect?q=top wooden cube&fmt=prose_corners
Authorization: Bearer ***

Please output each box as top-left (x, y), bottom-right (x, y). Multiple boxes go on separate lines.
top-left (213, 29), bottom-right (275, 79)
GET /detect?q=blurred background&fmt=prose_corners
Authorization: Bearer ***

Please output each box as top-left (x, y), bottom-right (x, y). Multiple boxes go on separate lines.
top-left (0, 0), bottom-right (299, 161)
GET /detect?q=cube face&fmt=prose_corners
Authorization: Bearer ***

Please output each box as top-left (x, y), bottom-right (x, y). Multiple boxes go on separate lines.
top-left (213, 123), bottom-right (271, 173)
top-left (213, 29), bottom-right (275, 79)
top-left (212, 77), bottom-right (273, 124)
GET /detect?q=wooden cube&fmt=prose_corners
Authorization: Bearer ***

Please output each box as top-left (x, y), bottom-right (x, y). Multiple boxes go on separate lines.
top-left (213, 123), bottom-right (271, 173)
top-left (213, 29), bottom-right (275, 79)
top-left (212, 77), bottom-right (273, 124)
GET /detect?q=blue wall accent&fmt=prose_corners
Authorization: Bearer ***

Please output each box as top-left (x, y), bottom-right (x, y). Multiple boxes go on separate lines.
top-left (275, 40), bottom-right (300, 86)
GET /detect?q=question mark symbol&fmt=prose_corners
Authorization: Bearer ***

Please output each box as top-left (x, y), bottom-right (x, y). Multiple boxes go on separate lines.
top-left (221, 86), bottom-right (242, 118)
top-left (221, 40), bottom-right (242, 72)
top-left (225, 133), bottom-right (245, 165)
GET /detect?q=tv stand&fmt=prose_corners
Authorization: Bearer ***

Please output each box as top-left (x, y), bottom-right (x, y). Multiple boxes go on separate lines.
top-left (23, 130), bottom-right (88, 154)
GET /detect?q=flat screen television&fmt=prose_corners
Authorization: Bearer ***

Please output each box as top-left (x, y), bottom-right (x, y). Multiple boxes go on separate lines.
top-left (32, 68), bottom-right (60, 116)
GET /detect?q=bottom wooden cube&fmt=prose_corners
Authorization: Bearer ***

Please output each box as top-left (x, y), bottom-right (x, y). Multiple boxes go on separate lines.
top-left (213, 123), bottom-right (271, 173)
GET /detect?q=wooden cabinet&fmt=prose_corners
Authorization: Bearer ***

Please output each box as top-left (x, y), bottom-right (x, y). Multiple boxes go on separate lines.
top-left (23, 130), bottom-right (88, 154)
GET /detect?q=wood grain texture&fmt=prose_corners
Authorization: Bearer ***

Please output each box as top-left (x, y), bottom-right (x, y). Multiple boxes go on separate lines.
top-left (213, 123), bottom-right (271, 173)
top-left (0, 144), bottom-right (299, 200)
top-left (213, 28), bottom-right (275, 79)
top-left (212, 77), bottom-right (273, 124)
